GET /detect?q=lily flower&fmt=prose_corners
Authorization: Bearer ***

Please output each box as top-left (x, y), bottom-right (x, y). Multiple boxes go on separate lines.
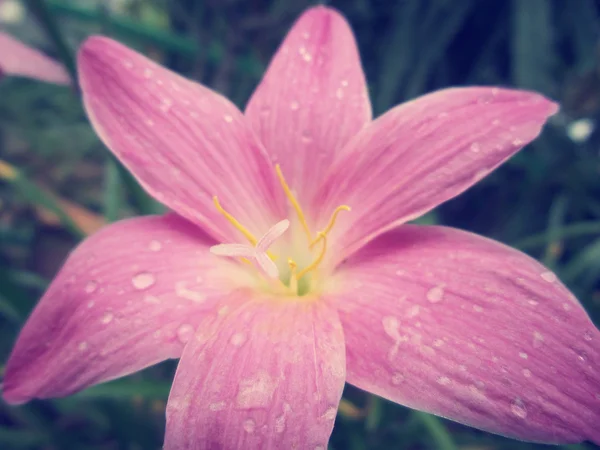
top-left (0, 31), bottom-right (69, 84)
top-left (3, 6), bottom-right (599, 449)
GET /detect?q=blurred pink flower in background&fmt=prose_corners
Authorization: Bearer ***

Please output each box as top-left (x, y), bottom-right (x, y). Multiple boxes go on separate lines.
top-left (2, 5), bottom-right (599, 450)
top-left (0, 31), bottom-right (69, 84)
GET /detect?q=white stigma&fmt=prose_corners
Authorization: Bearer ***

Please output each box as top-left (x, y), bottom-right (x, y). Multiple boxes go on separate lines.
top-left (210, 219), bottom-right (290, 278)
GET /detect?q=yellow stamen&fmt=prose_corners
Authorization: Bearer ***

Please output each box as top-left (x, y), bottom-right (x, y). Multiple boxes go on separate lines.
top-left (310, 205), bottom-right (351, 248)
top-left (297, 232), bottom-right (327, 280)
top-left (213, 196), bottom-right (258, 246)
top-left (275, 164), bottom-right (312, 242)
top-left (288, 259), bottom-right (298, 293)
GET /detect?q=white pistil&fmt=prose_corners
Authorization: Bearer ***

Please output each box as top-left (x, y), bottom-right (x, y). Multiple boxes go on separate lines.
top-left (210, 219), bottom-right (290, 279)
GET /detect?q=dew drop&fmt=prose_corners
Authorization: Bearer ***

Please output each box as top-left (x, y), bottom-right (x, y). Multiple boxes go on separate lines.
top-left (176, 324), bottom-right (194, 343)
top-left (78, 341), bottom-right (88, 351)
top-left (223, 114), bottom-right (233, 123)
top-left (540, 271), bottom-right (557, 283)
top-left (391, 372), bottom-right (405, 385)
top-left (101, 312), bottom-right (113, 324)
top-left (341, 79), bottom-right (349, 87)
top-left (230, 333), bottom-right (246, 346)
top-left (159, 99), bottom-right (172, 113)
top-left (149, 240), bottom-right (162, 251)
top-left (427, 285), bottom-right (444, 303)
top-left (532, 331), bottom-right (544, 348)
top-left (512, 138), bottom-right (524, 146)
top-left (511, 398), bottom-right (527, 418)
top-left (290, 101), bottom-right (299, 110)
top-left (407, 305), bottom-right (420, 318)
top-left (301, 130), bottom-right (312, 144)
top-left (132, 272), bottom-right (155, 290)
top-left (437, 376), bottom-right (451, 386)
top-left (583, 330), bottom-right (593, 341)
top-left (335, 87), bottom-right (344, 99)
top-left (519, 352), bottom-right (528, 359)
top-left (522, 369), bottom-right (532, 378)
top-left (492, 119), bottom-right (500, 126)
top-left (209, 401), bottom-right (226, 411)
top-left (470, 142), bottom-right (481, 153)
top-left (243, 418), bottom-right (255, 433)
top-left (122, 60), bottom-right (133, 69)
top-left (175, 281), bottom-right (205, 302)
top-left (143, 68), bottom-right (153, 78)
top-left (473, 305), bottom-right (484, 312)
top-left (275, 414), bottom-right (286, 433)
top-left (84, 280), bottom-right (98, 294)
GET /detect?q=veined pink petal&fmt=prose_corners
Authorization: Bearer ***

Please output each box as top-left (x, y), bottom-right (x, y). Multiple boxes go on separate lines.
top-left (329, 225), bottom-right (600, 444)
top-left (245, 6), bottom-right (371, 203)
top-left (0, 32), bottom-right (69, 84)
top-left (316, 87), bottom-right (558, 260)
top-left (164, 296), bottom-right (346, 450)
top-left (78, 37), bottom-right (285, 244)
top-left (2, 215), bottom-right (242, 404)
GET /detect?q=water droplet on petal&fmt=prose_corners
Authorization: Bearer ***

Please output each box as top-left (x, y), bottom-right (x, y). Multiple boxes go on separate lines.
top-left (275, 414), bottom-right (286, 433)
top-left (175, 281), bottom-right (205, 302)
top-left (101, 312), bottom-right (113, 324)
top-left (437, 376), bottom-right (451, 386)
top-left (519, 352), bottom-right (528, 359)
top-left (243, 418), bottom-right (255, 433)
top-left (427, 285), bottom-right (444, 303)
top-left (336, 87), bottom-right (344, 99)
top-left (176, 324), bottom-right (194, 343)
top-left (143, 68), bottom-right (153, 78)
top-left (391, 372), bottom-right (405, 385)
top-left (223, 114), bottom-right (233, 123)
top-left (522, 369), bottom-right (532, 378)
top-left (149, 240), bottom-right (162, 251)
top-left (511, 398), bottom-right (527, 418)
top-left (290, 101), bottom-right (299, 110)
top-left (78, 341), bottom-right (88, 351)
top-left (209, 401), bottom-right (226, 411)
top-left (583, 330), bottom-right (593, 341)
top-left (532, 331), bottom-right (544, 348)
top-left (85, 281), bottom-right (98, 293)
top-left (230, 333), bottom-right (246, 346)
top-left (540, 271), bottom-right (557, 283)
top-left (470, 142), bottom-right (481, 153)
top-left (512, 138), bottom-right (523, 146)
top-left (132, 272), bottom-right (155, 290)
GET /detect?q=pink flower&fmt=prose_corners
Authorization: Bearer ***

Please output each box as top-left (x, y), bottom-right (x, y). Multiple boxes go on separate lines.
top-left (3, 6), bottom-right (599, 449)
top-left (0, 31), bottom-right (69, 84)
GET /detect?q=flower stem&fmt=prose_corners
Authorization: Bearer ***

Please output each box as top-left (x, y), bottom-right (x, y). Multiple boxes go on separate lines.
top-left (25, 0), bottom-right (78, 87)
top-left (413, 411), bottom-right (458, 450)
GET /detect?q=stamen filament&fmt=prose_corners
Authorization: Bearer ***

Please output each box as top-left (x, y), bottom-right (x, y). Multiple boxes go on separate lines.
top-left (297, 232), bottom-right (327, 280)
top-left (288, 259), bottom-right (298, 293)
top-left (213, 196), bottom-right (258, 246)
top-left (310, 205), bottom-right (351, 248)
top-left (275, 164), bottom-right (312, 242)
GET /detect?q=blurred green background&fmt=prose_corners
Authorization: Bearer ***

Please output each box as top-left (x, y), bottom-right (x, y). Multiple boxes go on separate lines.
top-left (1, 0), bottom-right (600, 449)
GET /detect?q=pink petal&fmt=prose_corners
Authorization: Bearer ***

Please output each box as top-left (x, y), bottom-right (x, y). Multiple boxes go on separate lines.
top-left (245, 6), bottom-right (371, 203)
top-left (2, 215), bottom-right (240, 404)
top-left (164, 296), bottom-right (346, 449)
top-left (78, 36), bottom-right (284, 244)
top-left (329, 225), bottom-right (600, 444)
top-left (316, 87), bottom-right (558, 260)
top-left (0, 32), bottom-right (69, 84)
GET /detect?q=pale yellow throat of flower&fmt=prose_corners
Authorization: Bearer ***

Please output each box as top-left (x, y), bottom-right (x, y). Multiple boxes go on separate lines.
top-left (211, 164), bottom-right (350, 296)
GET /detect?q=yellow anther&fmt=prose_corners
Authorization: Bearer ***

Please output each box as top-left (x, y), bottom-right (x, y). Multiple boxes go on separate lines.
top-left (297, 232), bottom-right (327, 280)
top-left (213, 196), bottom-right (258, 246)
top-left (288, 259), bottom-right (298, 293)
top-left (310, 205), bottom-right (351, 248)
top-left (275, 164), bottom-right (312, 242)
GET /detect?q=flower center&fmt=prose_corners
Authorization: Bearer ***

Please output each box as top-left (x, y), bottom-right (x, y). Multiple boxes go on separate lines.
top-left (210, 164), bottom-right (350, 296)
